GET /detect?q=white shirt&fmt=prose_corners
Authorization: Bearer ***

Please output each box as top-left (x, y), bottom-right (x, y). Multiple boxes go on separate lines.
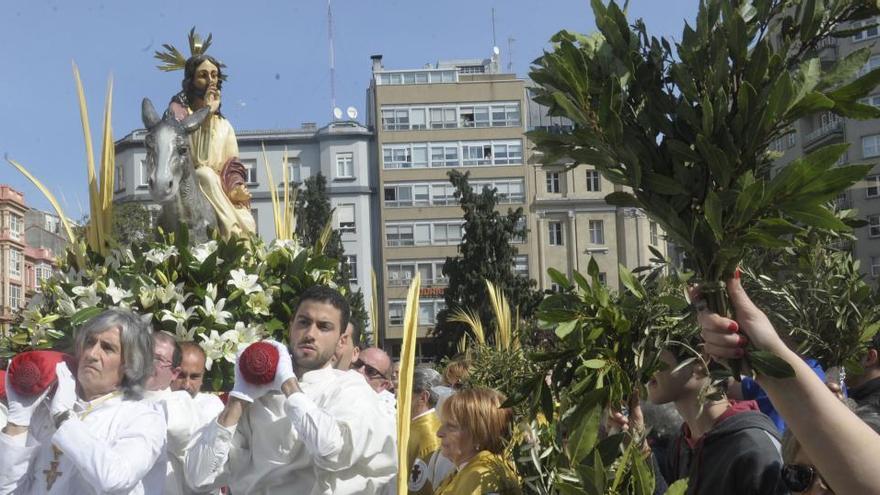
top-left (146, 388), bottom-right (221, 495)
top-left (185, 368), bottom-right (397, 495)
top-left (0, 403), bottom-right (7, 430)
top-left (377, 389), bottom-right (397, 417)
top-left (0, 392), bottom-right (167, 495)
top-left (192, 393), bottom-right (224, 428)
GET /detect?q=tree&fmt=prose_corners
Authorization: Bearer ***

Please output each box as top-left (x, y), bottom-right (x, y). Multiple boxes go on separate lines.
top-left (294, 173), bottom-right (369, 339)
top-left (111, 202), bottom-right (153, 246)
top-left (434, 170), bottom-right (542, 356)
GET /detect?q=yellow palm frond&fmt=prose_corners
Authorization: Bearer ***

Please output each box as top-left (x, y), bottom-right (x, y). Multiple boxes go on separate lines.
top-left (6, 158), bottom-right (76, 244)
top-left (396, 273), bottom-right (421, 495)
top-left (315, 218), bottom-right (333, 254)
top-left (262, 145), bottom-right (297, 240)
top-left (485, 280), bottom-right (518, 351)
top-left (370, 269), bottom-right (379, 341)
top-left (457, 332), bottom-right (469, 354)
top-left (449, 307), bottom-right (485, 345)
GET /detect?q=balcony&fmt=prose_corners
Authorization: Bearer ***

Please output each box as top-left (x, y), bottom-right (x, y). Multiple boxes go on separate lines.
top-left (814, 37), bottom-right (838, 64)
top-left (804, 120), bottom-right (844, 151)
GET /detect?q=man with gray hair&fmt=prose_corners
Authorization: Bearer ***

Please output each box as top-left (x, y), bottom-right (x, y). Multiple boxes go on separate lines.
top-left (407, 366), bottom-right (453, 495)
top-left (0, 308), bottom-right (167, 494)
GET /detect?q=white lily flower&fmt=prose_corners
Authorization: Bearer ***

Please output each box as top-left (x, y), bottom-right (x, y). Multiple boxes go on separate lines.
top-left (156, 283), bottom-right (177, 304)
top-left (160, 301), bottom-right (196, 334)
top-left (57, 295), bottom-right (77, 316)
top-left (139, 286), bottom-right (157, 309)
top-left (145, 246), bottom-right (179, 265)
top-left (205, 283), bottom-right (218, 301)
top-left (191, 241), bottom-right (219, 264)
top-left (228, 269), bottom-right (261, 295)
top-left (105, 279), bottom-right (133, 304)
top-left (199, 330), bottom-right (226, 371)
top-left (72, 283), bottom-right (101, 307)
top-left (203, 296), bottom-right (232, 325)
top-left (246, 291), bottom-right (273, 316)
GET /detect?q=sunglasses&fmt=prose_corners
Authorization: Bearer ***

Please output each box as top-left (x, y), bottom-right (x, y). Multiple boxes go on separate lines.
top-left (351, 359), bottom-right (388, 381)
top-left (782, 464), bottom-right (833, 493)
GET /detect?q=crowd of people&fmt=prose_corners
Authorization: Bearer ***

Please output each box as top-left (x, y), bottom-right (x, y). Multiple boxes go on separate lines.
top-left (0, 278), bottom-right (878, 494)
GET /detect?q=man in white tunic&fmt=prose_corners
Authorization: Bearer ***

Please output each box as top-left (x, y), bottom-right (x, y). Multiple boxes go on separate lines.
top-left (145, 332), bottom-right (209, 495)
top-left (0, 309), bottom-right (167, 494)
top-left (171, 342), bottom-right (225, 427)
top-left (185, 285), bottom-right (397, 495)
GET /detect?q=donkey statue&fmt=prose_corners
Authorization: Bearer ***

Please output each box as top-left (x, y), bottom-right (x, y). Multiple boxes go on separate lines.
top-left (141, 98), bottom-right (217, 243)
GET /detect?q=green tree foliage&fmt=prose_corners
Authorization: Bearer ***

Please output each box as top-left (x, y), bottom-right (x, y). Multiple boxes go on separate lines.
top-left (433, 170), bottom-right (542, 355)
top-left (111, 202), bottom-right (153, 246)
top-left (294, 173), bottom-right (369, 338)
top-left (744, 209), bottom-right (880, 372)
top-left (529, 0), bottom-right (880, 377)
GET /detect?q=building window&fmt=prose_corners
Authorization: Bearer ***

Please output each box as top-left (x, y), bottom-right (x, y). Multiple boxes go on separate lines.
top-left (385, 220), bottom-right (463, 247)
top-left (381, 102), bottom-right (520, 130)
top-left (384, 140), bottom-right (520, 169)
top-left (9, 249), bottom-right (22, 278)
top-left (386, 224), bottom-right (415, 246)
top-left (343, 255), bottom-right (358, 284)
top-left (864, 134), bottom-right (880, 158)
top-left (650, 221), bottom-right (659, 246)
top-left (548, 221), bottom-right (564, 246)
top-left (859, 54), bottom-right (880, 77)
top-left (586, 170), bottom-right (601, 192)
top-left (429, 107), bottom-right (457, 129)
top-left (337, 204), bottom-right (356, 234)
top-left (241, 159), bottom-right (258, 185)
top-left (8, 214), bottom-right (23, 240)
top-left (139, 160), bottom-right (150, 188)
top-left (546, 172), bottom-right (561, 193)
top-left (430, 144), bottom-right (459, 168)
top-left (588, 220), bottom-right (605, 245)
top-left (387, 260), bottom-right (447, 286)
top-left (862, 95), bottom-right (880, 108)
top-left (9, 284), bottom-right (22, 309)
top-left (513, 255), bottom-right (529, 277)
top-left (381, 108), bottom-right (410, 130)
top-left (336, 152), bottom-right (354, 179)
top-left (598, 272), bottom-right (607, 285)
top-left (873, 256), bottom-right (880, 277)
top-left (115, 165), bottom-right (125, 192)
top-left (388, 301), bottom-right (405, 325)
top-left (286, 157), bottom-right (310, 183)
top-left (462, 144), bottom-right (492, 166)
top-left (870, 215), bottom-right (880, 237)
top-left (418, 299), bottom-right (446, 325)
top-left (492, 142), bottom-right (523, 165)
top-left (867, 176), bottom-right (880, 198)
top-left (35, 264), bottom-right (52, 283)
top-left (383, 145), bottom-right (413, 169)
top-left (854, 17), bottom-right (880, 42)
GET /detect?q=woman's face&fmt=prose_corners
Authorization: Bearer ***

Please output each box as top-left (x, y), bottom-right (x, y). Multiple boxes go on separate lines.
top-left (437, 414), bottom-right (479, 465)
top-left (787, 449), bottom-right (834, 495)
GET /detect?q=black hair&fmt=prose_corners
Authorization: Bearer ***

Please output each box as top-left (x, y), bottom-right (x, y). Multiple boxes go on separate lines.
top-left (294, 285), bottom-right (351, 332)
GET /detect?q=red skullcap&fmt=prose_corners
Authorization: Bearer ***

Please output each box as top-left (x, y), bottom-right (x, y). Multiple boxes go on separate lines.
top-left (239, 342), bottom-right (279, 385)
top-left (7, 351), bottom-right (74, 396)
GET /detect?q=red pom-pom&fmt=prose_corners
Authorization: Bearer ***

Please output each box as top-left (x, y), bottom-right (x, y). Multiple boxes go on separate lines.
top-left (0, 369), bottom-right (6, 401)
top-left (239, 342), bottom-right (279, 385)
top-left (7, 351), bottom-right (73, 396)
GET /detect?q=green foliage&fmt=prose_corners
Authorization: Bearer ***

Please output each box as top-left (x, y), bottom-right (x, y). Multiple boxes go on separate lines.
top-left (744, 210), bottom-right (880, 371)
top-left (1, 227), bottom-right (341, 390)
top-left (434, 170), bottom-right (543, 355)
top-left (529, 0), bottom-right (880, 377)
top-left (294, 173), bottom-right (369, 341)
top-left (496, 259), bottom-right (692, 494)
top-left (111, 202), bottom-right (153, 246)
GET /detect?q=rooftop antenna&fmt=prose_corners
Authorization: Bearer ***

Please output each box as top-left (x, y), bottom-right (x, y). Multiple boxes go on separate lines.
top-left (491, 8), bottom-right (497, 48)
top-left (328, 0), bottom-right (336, 119)
top-left (507, 37), bottom-right (515, 72)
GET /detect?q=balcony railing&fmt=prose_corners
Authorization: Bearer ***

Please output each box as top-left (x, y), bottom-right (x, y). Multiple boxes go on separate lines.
top-left (804, 120), bottom-right (843, 144)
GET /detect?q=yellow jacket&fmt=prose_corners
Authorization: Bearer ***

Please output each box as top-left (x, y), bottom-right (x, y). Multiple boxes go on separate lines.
top-left (408, 410), bottom-right (448, 495)
top-left (433, 450), bottom-right (521, 495)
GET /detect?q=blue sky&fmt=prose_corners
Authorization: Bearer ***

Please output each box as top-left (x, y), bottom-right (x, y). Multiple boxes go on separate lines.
top-left (0, 0), bottom-right (698, 215)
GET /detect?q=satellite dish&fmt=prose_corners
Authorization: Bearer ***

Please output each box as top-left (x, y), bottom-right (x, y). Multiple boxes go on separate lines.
top-left (333, 107), bottom-right (343, 120)
top-left (346, 106), bottom-right (358, 120)
top-left (493, 46), bottom-right (501, 56)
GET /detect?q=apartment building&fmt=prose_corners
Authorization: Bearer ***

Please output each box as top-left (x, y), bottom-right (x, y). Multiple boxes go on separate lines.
top-left (526, 88), bottom-right (669, 290)
top-left (366, 53), bottom-right (538, 356)
top-left (771, 20), bottom-right (880, 277)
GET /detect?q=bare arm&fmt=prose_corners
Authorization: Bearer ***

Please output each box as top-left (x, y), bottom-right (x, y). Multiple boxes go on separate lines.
top-left (697, 277), bottom-right (880, 494)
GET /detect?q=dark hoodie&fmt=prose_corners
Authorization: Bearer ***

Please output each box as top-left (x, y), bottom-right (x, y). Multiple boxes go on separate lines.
top-left (661, 401), bottom-right (788, 495)
top-left (850, 376), bottom-right (880, 408)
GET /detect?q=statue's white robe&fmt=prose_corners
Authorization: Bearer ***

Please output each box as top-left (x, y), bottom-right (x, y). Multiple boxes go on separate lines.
top-left (0, 393), bottom-right (166, 494)
top-left (185, 368), bottom-right (397, 495)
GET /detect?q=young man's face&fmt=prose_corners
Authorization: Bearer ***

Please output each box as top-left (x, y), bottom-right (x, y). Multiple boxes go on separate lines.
top-left (646, 349), bottom-right (700, 404)
top-left (289, 300), bottom-right (343, 373)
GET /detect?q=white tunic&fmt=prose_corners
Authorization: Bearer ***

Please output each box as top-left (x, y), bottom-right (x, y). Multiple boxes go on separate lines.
top-left (185, 368), bottom-right (397, 495)
top-left (0, 403), bottom-right (7, 430)
top-left (0, 392), bottom-right (167, 495)
top-left (146, 388), bottom-right (221, 495)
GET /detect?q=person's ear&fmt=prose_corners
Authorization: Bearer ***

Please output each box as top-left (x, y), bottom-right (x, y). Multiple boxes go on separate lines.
top-left (171, 367), bottom-right (182, 380)
top-left (867, 349), bottom-right (880, 368)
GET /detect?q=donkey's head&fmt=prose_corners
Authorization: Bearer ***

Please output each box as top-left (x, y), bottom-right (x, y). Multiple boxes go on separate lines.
top-left (141, 98), bottom-right (210, 203)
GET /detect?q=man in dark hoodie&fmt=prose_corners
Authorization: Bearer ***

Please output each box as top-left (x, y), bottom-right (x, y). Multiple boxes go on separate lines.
top-left (846, 334), bottom-right (880, 408)
top-left (645, 348), bottom-right (787, 495)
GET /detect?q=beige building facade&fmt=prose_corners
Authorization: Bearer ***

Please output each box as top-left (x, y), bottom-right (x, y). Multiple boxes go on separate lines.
top-left (771, 22), bottom-right (880, 277)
